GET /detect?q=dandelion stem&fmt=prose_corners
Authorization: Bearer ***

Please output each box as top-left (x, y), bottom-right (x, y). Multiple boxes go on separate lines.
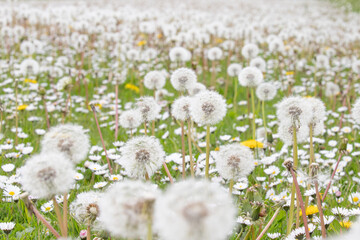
top-left (147, 215), bottom-right (152, 240)
top-left (114, 80), bottom-right (119, 141)
top-left (144, 122), bottom-right (148, 136)
top-left (145, 172), bottom-right (150, 181)
top-left (91, 105), bottom-right (114, 174)
top-left (211, 60), bottom-right (216, 87)
top-left (65, 87), bottom-right (72, 122)
top-left (22, 196), bottom-right (60, 238)
top-left (87, 219), bottom-right (91, 240)
top-left (15, 80), bottom-right (19, 146)
top-left (229, 179), bottom-right (234, 195)
top-left (187, 120), bottom-right (195, 177)
top-left (243, 225), bottom-right (253, 240)
top-left (305, 125), bottom-right (315, 209)
top-left (152, 120), bottom-right (155, 136)
top-left (180, 121), bottom-right (186, 179)
top-left (205, 124), bottom-right (211, 179)
top-left (262, 100), bottom-right (267, 142)
top-left (287, 123), bottom-right (298, 235)
top-left (52, 197), bottom-right (65, 237)
top-left (289, 167), bottom-right (311, 239)
top-left (41, 95), bottom-right (50, 130)
top-left (63, 193), bottom-right (68, 237)
top-left (322, 152), bottom-right (343, 202)
top-left (233, 77), bottom-right (238, 113)
top-left (315, 180), bottom-right (326, 239)
top-left (255, 208), bottom-right (281, 240)
top-left (162, 162), bottom-right (173, 184)
top-left (250, 87), bottom-right (256, 140)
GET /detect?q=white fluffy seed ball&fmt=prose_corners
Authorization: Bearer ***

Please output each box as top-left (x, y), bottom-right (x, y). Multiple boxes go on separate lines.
top-left (119, 136), bottom-right (165, 178)
top-left (215, 143), bottom-right (254, 180)
top-left (171, 96), bottom-right (192, 122)
top-left (98, 180), bottom-right (159, 239)
top-left (144, 71), bottom-right (166, 90)
top-left (352, 98), bottom-right (360, 124)
top-left (19, 152), bottom-right (76, 199)
top-left (278, 119), bottom-right (310, 145)
top-left (238, 67), bottom-right (263, 87)
top-left (136, 96), bottom-right (161, 123)
top-left (119, 109), bottom-right (142, 129)
top-left (41, 124), bottom-right (90, 164)
top-left (170, 68), bottom-right (197, 92)
top-left (190, 90), bottom-right (227, 125)
top-left (256, 82), bottom-right (277, 101)
top-left (154, 180), bottom-right (236, 240)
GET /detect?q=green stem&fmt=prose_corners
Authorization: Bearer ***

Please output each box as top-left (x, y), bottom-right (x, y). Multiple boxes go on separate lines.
top-left (233, 77), bottom-right (238, 112)
top-left (262, 100), bottom-right (267, 142)
top-left (187, 120), bottom-right (195, 177)
top-left (147, 216), bottom-right (152, 240)
top-left (305, 125), bottom-right (314, 209)
top-left (287, 123), bottom-right (298, 235)
top-left (205, 125), bottom-right (211, 179)
top-left (181, 121), bottom-right (186, 179)
top-left (229, 179), bottom-right (234, 195)
top-left (250, 87), bottom-right (256, 140)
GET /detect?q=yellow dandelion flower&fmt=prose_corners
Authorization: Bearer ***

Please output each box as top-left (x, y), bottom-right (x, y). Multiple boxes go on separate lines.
top-left (24, 78), bottom-right (37, 84)
top-left (88, 103), bottom-right (102, 111)
top-left (137, 40), bottom-right (147, 47)
top-left (215, 38), bottom-right (224, 43)
top-left (299, 205), bottom-right (319, 216)
top-left (125, 83), bottom-right (140, 93)
top-left (340, 221), bottom-right (352, 229)
top-left (17, 105), bottom-right (28, 111)
top-left (241, 140), bottom-right (264, 149)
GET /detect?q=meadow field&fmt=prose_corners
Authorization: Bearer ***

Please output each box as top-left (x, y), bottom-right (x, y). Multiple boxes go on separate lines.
top-left (0, 0), bottom-right (360, 239)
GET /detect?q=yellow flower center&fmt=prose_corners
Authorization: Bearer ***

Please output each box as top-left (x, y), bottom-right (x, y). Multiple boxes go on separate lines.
top-left (9, 191), bottom-right (15, 196)
top-left (353, 197), bottom-right (359, 202)
top-left (113, 177), bottom-right (119, 180)
top-left (45, 207), bottom-right (51, 211)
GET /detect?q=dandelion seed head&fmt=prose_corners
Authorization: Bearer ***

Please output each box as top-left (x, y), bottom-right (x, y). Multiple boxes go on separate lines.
top-left (238, 67), bottom-right (263, 87)
top-left (256, 82), bottom-right (277, 101)
top-left (242, 43), bottom-right (259, 59)
top-left (352, 98), bottom-right (360, 124)
top-left (41, 124), bottom-right (90, 164)
top-left (119, 136), bottom-right (165, 178)
top-left (171, 96), bottom-right (192, 121)
top-left (250, 57), bottom-right (266, 72)
top-left (154, 180), bottom-right (236, 240)
top-left (170, 68), bottom-right (197, 91)
top-left (227, 63), bottom-right (242, 77)
top-left (98, 180), bottom-right (159, 239)
top-left (70, 191), bottom-right (101, 224)
top-left (276, 96), bottom-right (312, 124)
top-left (306, 97), bottom-right (326, 135)
top-left (190, 90), bottom-right (226, 125)
top-left (169, 47), bottom-right (191, 62)
top-left (207, 47), bottom-right (223, 61)
top-left (144, 70), bottom-right (166, 90)
top-left (325, 82), bottom-right (340, 97)
top-left (215, 143), bottom-right (255, 180)
top-left (119, 109), bottom-right (142, 129)
top-left (188, 82), bottom-right (206, 96)
top-left (136, 96), bottom-right (161, 123)
top-left (19, 152), bottom-right (75, 199)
